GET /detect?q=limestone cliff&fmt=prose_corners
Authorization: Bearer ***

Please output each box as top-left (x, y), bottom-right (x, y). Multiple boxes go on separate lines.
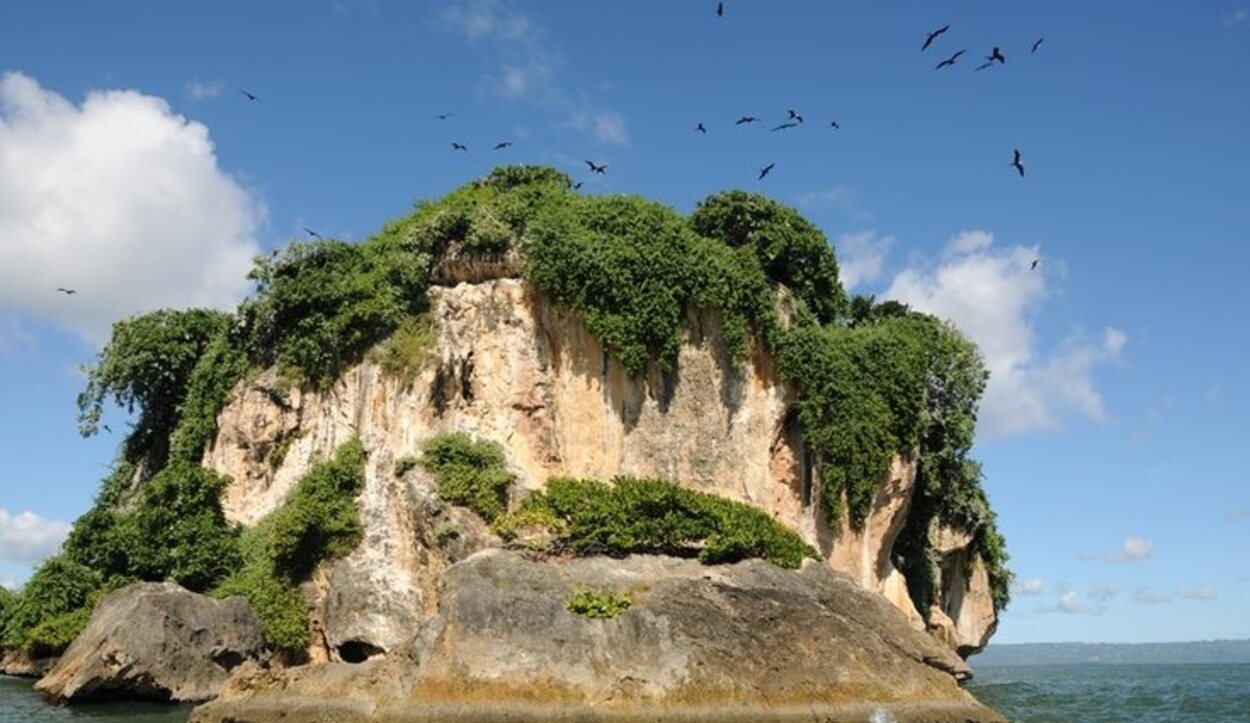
top-left (203, 275), bottom-right (998, 660)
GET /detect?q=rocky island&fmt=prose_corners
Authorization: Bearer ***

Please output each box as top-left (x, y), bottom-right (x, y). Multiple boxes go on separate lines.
top-left (0, 167), bottom-right (1010, 721)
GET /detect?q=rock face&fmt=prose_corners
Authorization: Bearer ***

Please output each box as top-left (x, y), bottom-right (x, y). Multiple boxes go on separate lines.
top-left (203, 277), bottom-right (998, 657)
top-left (0, 648), bottom-right (57, 678)
top-left (35, 582), bottom-right (265, 703)
top-left (191, 550), bottom-right (1004, 723)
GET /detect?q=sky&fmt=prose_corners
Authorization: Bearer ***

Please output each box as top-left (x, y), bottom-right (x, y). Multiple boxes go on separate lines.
top-left (1, 1), bottom-right (1248, 645)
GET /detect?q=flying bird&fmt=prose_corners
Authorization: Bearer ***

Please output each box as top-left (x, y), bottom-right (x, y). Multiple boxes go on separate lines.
top-left (1011, 149), bottom-right (1025, 177)
top-left (696, 122), bottom-right (707, 134)
top-left (716, 2), bottom-right (724, 17)
top-left (758, 163), bottom-right (775, 180)
top-left (735, 115), bottom-right (759, 125)
top-left (451, 142), bottom-right (468, 151)
top-left (102, 424), bottom-right (112, 434)
top-left (787, 109), bottom-right (804, 123)
top-left (586, 160), bottom-right (607, 174)
top-left (921, 25), bottom-right (950, 51)
top-left (1031, 37), bottom-right (1044, 54)
top-left (935, 49), bottom-right (966, 69)
top-left (770, 122), bottom-right (799, 132)
top-left (1030, 258), bottom-right (1040, 270)
top-left (303, 227), bottom-right (322, 239)
top-left (986, 46), bottom-right (1006, 64)
top-left (974, 60), bottom-right (995, 72)
top-left (572, 181), bottom-right (584, 190)
top-left (56, 287), bottom-right (76, 295)
top-left (436, 112), bottom-right (453, 120)
top-left (493, 141), bottom-right (514, 150)
top-left (829, 119), bottom-right (841, 129)
top-left (239, 89), bottom-right (259, 102)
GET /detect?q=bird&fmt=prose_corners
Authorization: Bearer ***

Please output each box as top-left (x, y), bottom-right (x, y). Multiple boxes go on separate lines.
top-left (1011, 149), bottom-right (1025, 177)
top-left (493, 141), bottom-right (514, 150)
top-left (572, 181), bottom-right (584, 190)
top-left (758, 163), bottom-right (775, 180)
top-left (787, 109), bottom-right (804, 123)
top-left (735, 115), bottom-right (759, 125)
top-left (586, 160), bottom-right (607, 174)
top-left (436, 112), bottom-right (453, 120)
top-left (102, 424), bottom-right (112, 434)
top-left (451, 142), bottom-right (468, 151)
top-left (829, 119), bottom-right (841, 129)
top-left (1031, 37), bottom-right (1044, 54)
top-left (716, 2), bottom-right (724, 17)
top-left (696, 122), bottom-right (707, 134)
top-left (922, 25), bottom-right (950, 51)
top-left (239, 89), bottom-right (259, 102)
top-left (55, 287), bottom-right (76, 295)
top-left (987, 46), bottom-right (1006, 64)
top-left (303, 227), bottom-right (322, 239)
top-left (974, 60), bottom-right (995, 72)
top-left (935, 49), bottom-right (966, 69)
top-left (770, 122), bottom-right (799, 132)
top-left (1030, 258), bottom-right (1040, 270)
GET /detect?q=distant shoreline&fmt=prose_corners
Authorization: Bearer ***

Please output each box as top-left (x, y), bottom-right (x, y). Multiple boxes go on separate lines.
top-left (971, 639), bottom-right (1250, 666)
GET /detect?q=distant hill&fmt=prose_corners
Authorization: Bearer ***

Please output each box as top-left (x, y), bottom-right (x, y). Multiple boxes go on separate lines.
top-left (971, 640), bottom-right (1250, 666)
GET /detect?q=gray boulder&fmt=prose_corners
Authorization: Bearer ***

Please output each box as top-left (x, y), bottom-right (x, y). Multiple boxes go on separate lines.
top-left (35, 582), bottom-right (265, 703)
top-left (193, 551), bottom-right (1004, 722)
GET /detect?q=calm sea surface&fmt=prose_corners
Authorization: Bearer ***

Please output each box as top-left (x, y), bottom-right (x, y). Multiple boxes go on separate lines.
top-left (4, 664), bottom-right (1249, 722)
top-left (968, 663), bottom-right (1250, 722)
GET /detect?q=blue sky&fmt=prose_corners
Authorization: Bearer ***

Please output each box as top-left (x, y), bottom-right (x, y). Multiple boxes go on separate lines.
top-left (1, 1), bottom-right (1247, 645)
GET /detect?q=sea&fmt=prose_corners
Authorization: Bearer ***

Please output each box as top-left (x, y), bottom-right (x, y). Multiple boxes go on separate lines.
top-left (3, 664), bottom-right (1249, 722)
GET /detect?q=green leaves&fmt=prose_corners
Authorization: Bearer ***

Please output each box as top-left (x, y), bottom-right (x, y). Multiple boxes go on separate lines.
top-left (566, 589), bottom-right (633, 619)
top-left (420, 433), bottom-right (514, 522)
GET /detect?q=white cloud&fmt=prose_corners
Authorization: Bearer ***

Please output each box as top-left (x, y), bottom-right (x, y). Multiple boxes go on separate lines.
top-left (184, 81), bottom-right (223, 101)
top-left (1114, 536), bottom-right (1153, 562)
top-left (1039, 590), bottom-right (1099, 615)
top-left (439, 0), bottom-right (628, 145)
top-left (1134, 587), bottom-right (1172, 605)
top-left (835, 231), bottom-right (894, 291)
top-left (0, 508), bottom-right (70, 565)
top-left (1089, 583), bottom-right (1120, 602)
top-left (0, 72), bottom-right (263, 342)
top-left (884, 230), bottom-right (1125, 438)
top-left (1177, 587), bottom-right (1217, 601)
top-left (1018, 577), bottom-right (1045, 596)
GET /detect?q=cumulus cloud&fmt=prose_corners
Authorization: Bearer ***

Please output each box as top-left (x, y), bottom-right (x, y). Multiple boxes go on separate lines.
top-left (439, 0), bottom-right (628, 145)
top-left (1018, 577), bottom-right (1046, 596)
top-left (184, 81), bottom-right (223, 101)
top-left (884, 230), bottom-right (1126, 438)
top-left (1039, 590), bottom-right (1100, 615)
top-left (1088, 583), bottom-right (1120, 602)
top-left (1177, 587), bottom-right (1217, 601)
top-left (1134, 588), bottom-right (1172, 605)
top-left (835, 231), bottom-right (894, 291)
top-left (0, 508), bottom-right (70, 565)
top-left (0, 72), bottom-right (263, 342)
top-left (1112, 536), bottom-right (1153, 562)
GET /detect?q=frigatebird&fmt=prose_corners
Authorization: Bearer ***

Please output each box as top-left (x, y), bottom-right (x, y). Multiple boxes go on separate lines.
top-left (1011, 149), bottom-right (1025, 177)
top-left (586, 160), bottom-right (607, 174)
top-left (922, 25), bottom-right (950, 51)
top-left (935, 49), bottom-right (966, 69)
top-left (758, 163), bottom-right (775, 180)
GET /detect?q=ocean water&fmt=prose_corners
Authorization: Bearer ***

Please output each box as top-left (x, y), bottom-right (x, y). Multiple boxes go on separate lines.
top-left (4, 665), bottom-right (1249, 721)
top-left (0, 676), bottom-right (190, 723)
top-left (968, 663), bottom-right (1250, 722)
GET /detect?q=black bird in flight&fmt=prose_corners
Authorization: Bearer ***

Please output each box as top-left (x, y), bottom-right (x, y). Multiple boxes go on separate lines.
top-left (770, 122), bottom-right (799, 132)
top-left (735, 115), bottom-right (759, 125)
top-left (974, 60), bottom-right (995, 72)
top-left (451, 142), bottom-right (468, 151)
top-left (239, 89), bottom-right (259, 102)
top-left (1031, 37), bottom-right (1045, 54)
top-left (696, 122), bottom-right (707, 134)
top-left (987, 46), bottom-right (1006, 64)
top-left (102, 424), bottom-right (112, 434)
top-left (303, 227), bottom-right (322, 239)
top-left (586, 160), bottom-right (608, 174)
top-left (436, 112), bottom-right (453, 120)
top-left (921, 25), bottom-right (950, 51)
top-left (716, 2), bottom-right (724, 17)
top-left (935, 49), bottom-right (965, 69)
top-left (1011, 149), bottom-right (1025, 177)
top-left (787, 109), bottom-right (804, 123)
top-left (758, 163), bottom-right (775, 180)
top-left (1031, 258), bottom-right (1040, 270)
top-left (56, 287), bottom-right (76, 295)
top-left (493, 141), bottom-right (514, 150)
top-left (829, 119), bottom-right (841, 129)
top-left (572, 181), bottom-right (584, 190)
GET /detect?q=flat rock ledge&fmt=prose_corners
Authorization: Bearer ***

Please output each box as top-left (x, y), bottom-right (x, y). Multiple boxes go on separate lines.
top-left (192, 551), bottom-right (1004, 722)
top-left (36, 581), bottom-right (266, 703)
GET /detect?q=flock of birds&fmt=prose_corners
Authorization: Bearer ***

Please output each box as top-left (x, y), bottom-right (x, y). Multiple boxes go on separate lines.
top-left (52, 5), bottom-right (1047, 298)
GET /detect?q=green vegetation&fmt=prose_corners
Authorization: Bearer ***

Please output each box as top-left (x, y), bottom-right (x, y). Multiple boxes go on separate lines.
top-left (566, 589), bottom-right (633, 619)
top-left (375, 313), bottom-right (437, 387)
top-left (434, 520), bottom-right (461, 544)
top-left (495, 476), bottom-right (818, 569)
top-left (419, 433), bottom-right (514, 522)
top-left (212, 439), bottom-right (367, 651)
top-left (1, 556), bottom-right (101, 650)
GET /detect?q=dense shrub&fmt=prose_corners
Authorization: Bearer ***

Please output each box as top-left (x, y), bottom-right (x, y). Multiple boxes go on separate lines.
top-left (1, 556), bottom-right (101, 650)
top-left (566, 589), bottom-right (632, 619)
top-left (495, 476), bottom-right (818, 569)
top-left (419, 433), bottom-right (514, 522)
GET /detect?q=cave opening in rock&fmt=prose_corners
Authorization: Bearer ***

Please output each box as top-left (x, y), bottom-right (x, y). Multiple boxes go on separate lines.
top-left (337, 640), bottom-right (385, 664)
